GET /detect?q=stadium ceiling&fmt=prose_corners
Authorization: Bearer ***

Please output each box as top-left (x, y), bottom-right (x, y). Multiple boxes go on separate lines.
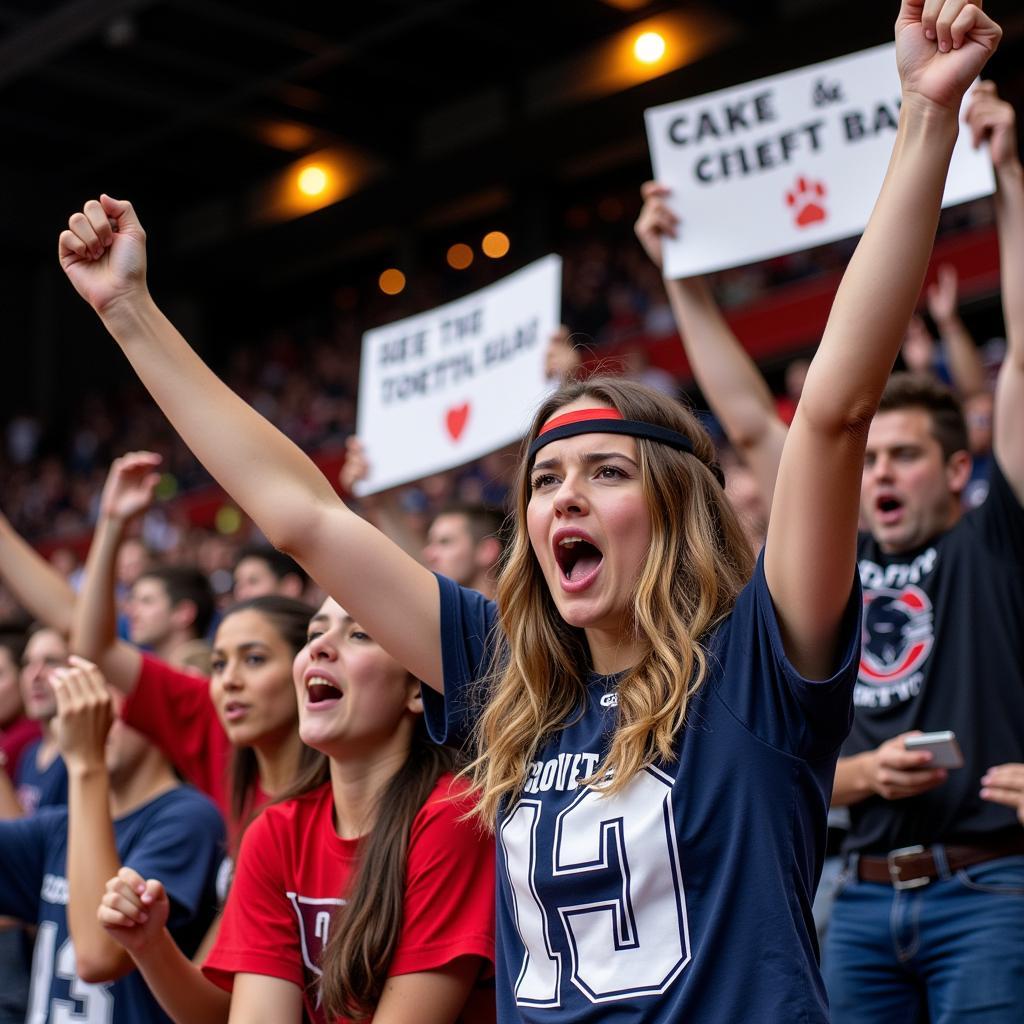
top-left (2, 0), bottom-right (1022, 278)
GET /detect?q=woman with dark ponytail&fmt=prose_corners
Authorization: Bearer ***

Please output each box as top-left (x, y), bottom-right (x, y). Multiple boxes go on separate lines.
top-left (101, 597), bottom-right (495, 1024)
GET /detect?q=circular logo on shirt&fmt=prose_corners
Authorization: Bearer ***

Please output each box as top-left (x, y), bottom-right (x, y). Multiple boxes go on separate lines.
top-left (859, 584), bottom-right (934, 684)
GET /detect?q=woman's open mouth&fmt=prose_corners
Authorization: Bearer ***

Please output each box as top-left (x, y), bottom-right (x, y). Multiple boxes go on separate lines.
top-left (553, 533), bottom-right (604, 592)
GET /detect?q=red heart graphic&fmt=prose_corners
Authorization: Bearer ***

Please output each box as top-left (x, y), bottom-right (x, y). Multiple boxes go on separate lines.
top-left (445, 403), bottom-right (470, 442)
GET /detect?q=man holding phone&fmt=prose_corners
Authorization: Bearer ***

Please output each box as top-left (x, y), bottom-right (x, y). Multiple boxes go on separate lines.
top-left (826, 82), bottom-right (1024, 1023)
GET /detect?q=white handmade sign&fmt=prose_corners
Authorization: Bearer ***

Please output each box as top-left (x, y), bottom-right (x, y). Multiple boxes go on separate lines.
top-left (644, 43), bottom-right (995, 278)
top-left (355, 254), bottom-right (561, 494)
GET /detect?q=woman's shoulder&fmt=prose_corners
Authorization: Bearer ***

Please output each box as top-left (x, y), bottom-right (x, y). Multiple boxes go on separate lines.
top-left (413, 772), bottom-right (487, 834)
top-left (246, 782), bottom-right (333, 838)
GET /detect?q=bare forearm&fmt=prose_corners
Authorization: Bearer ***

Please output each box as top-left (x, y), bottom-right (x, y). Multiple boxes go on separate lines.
top-left (664, 278), bottom-right (786, 502)
top-left (74, 516), bottom-right (124, 664)
top-left (0, 767), bottom-right (23, 819)
top-left (802, 102), bottom-right (959, 430)
top-left (100, 294), bottom-right (345, 556)
top-left (131, 930), bottom-right (231, 1024)
top-left (0, 514), bottom-right (75, 634)
top-left (937, 313), bottom-right (985, 397)
top-left (831, 753), bottom-right (873, 807)
top-left (995, 160), bottom-right (1024, 360)
top-left (67, 766), bottom-right (130, 981)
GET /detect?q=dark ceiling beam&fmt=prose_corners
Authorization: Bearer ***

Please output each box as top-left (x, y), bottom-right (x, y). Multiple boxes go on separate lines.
top-left (66, 0), bottom-right (479, 172)
top-left (0, 0), bottom-right (161, 86)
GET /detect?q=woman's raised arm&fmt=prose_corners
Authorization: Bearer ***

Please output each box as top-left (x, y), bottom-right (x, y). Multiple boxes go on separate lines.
top-left (58, 197), bottom-right (444, 690)
top-left (764, 0), bottom-right (1002, 678)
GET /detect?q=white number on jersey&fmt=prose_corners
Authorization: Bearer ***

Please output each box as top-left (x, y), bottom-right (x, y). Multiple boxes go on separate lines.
top-left (26, 921), bottom-right (115, 1024)
top-left (500, 766), bottom-right (691, 1007)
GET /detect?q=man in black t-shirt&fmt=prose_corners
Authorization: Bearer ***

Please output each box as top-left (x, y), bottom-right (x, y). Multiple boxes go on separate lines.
top-left (823, 84), bottom-right (1024, 1024)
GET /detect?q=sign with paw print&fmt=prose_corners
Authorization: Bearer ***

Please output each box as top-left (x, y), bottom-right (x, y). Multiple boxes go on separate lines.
top-left (645, 43), bottom-right (994, 278)
top-left (355, 255), bottom-right (561, 495)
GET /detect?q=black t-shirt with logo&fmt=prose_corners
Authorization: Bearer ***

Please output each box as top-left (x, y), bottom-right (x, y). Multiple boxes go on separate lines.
top-left (844, 458), bottom-right (1024, 854)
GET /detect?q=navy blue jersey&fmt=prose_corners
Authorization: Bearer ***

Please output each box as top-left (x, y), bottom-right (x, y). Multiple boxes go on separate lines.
top-left (0, 785), bottom-right (225, 1024)
top-left (424, 554), bottom-right (860, 1023)
top-left (14, 742), bottom-right (67, 815)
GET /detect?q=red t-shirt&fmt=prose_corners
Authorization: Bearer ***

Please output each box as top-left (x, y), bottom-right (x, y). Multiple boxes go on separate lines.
top-left (121, 653), bottom-right (267, 837)
top-left (203, 775), bottom-right (496, 1024)
top-left (0, 715), bottom-right (41, 778)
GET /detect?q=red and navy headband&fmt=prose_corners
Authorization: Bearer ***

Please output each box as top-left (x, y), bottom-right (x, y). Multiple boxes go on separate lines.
top-left (528, 408), bottom-right (725, 487)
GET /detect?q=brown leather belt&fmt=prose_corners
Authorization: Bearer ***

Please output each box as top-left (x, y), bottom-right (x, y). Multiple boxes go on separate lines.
top-left (857, 838), bottom-right (1024, 889)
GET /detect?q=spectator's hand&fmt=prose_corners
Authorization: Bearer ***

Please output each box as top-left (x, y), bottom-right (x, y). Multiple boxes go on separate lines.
top-left (981, 764), bottom-right (1024, 825)
top-left (52, 657), bottom-right (114, 773)
top-left (338, 436), bottom-right (371, 495)
top-left (896, 0), bottom-right (1001, 114)
top-left (965, 80), bottom-right (1021, 173)
top-left (58, 195), bottom-right (149, 316)
top-left (98, 866), bottom-right (171, 957)
top-left (100, 451), bottom-right (162, 524)
top-left (865, 731), bottom-right (948, 800)
top-left (634, 182), bottom-right (679, 273)
top-left (926, 264), bottom-right (960, 328)
top-left (544, 326), bottom-right (581, 382)
top-left (901, 315), bottom-right (936, 374)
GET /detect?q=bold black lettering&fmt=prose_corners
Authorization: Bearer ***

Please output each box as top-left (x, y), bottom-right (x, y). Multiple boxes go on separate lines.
top-left (753, 90), bottom-right (776, 124)
top-left (694, 155), bottom-right (715, 183)
top-left (668, 116), bottom-right (689, 146)
top-left (724, 101), bottom-right (749, 133)
top-left (843, 111), bottom-right (866, 142)
top-left (694, 110), bottom-right (721, 143)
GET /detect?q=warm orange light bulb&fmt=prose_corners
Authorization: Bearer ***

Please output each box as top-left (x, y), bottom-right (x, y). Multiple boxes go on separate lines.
top-left (633, 31), bottom-right (666, 65)
top-left (297, 165), bottom-right (329, 196)
top-left (378, 268), bottom-right (406, 295)
top-left (481, 231), bottom-right (510, 259)
top-left (446, 243), bottom-right (474, 270)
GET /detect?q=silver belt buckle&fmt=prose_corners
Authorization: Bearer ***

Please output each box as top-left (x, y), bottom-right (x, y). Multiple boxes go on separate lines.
top-left (887, 844), bottom-right (930, 890)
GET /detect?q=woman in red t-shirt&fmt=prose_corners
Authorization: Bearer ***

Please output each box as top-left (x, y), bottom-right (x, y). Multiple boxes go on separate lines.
top-left (99, 597), bottom-right (495, 1024)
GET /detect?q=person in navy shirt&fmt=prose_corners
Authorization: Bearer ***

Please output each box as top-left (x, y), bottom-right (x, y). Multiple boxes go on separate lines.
top-left (55, 3), bottom-right (1001, 1020)
top-left (0, 658), bottom-right (223, 1024)
top-left (13, 627), bottom-right (69, 815)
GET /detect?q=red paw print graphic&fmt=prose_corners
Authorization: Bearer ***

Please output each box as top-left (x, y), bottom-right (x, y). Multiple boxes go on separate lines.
top-left (786, 177), bottom-right (827, 227)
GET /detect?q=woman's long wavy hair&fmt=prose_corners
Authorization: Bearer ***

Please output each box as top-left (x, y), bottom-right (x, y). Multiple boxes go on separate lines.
top-left (275, 716), bottom-right (461, 1020)
top-left (219, 595), bottom-right (323, 830)
top-left (466, 375), bottom-right (755, 823)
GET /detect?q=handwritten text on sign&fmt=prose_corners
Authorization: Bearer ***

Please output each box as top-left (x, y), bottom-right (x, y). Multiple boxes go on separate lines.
top-left (356, 254), bottom-right (561, 495)
top-left (645, 43), bottom-right (994, 278)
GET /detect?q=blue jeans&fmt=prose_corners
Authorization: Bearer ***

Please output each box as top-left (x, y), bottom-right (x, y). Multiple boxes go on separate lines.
top-left (822, 853), bottom-right (1024, 1023)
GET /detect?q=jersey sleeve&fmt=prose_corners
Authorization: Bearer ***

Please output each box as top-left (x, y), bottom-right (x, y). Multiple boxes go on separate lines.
top-left (122, 790), bottom-right (226, 928)
top-left (121, 654), bottom-right (229, 808)
top-left (710, 550), bottom-right (862, 759)
top-left (421, 574), bottom-right (501, 746)
top-left (0, 811), bottom-right (51, 920)
top-left (387, 781), bottom-right (496, 978)
top-left (201, 807), bottom-right (305, 992)
top-left (969, 454), bottom-right (1024, 564)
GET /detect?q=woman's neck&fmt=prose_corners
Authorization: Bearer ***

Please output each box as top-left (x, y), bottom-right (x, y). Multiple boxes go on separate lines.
top-left (585, 626), bottom-right (647, 676)
top-left (252, 727), bottom-right (306, 798)
top-left (328, 732), bottom-right (413, 840)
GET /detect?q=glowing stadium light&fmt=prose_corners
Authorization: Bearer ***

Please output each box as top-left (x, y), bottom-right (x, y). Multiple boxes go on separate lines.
top-left (378, 268), bottom-right (406, 295)
top-left (446, 243), bottom-right (474, 270)
top-left (297, 165), bottom-right (329, 197)
top-left (481, 231), bottom-right (510, 259)
top-left (633, 30), bottom-right (666, 65)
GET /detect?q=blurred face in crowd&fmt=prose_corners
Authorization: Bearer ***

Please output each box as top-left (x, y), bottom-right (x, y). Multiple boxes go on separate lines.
top-left (861, 408), bottom-right (970, 555)
top-left (104, 691), bottom-right (163, 788)
top-left (209, 610), bottom-right (299, 750)
top-left (127, 576), bottom-right (176, 648)
top-left (0, 646), bottom-right (24, 726)
top-left (422, 514), bottom-right (479, 585)
top-left (20, 629), bottom-right (68, 722)
top-left (963, 391), bottom-right (994, 456)
top-left (116, 538), bottom-right (152, 591)
top-left (232, 556), bottom-right (303, 602)
top-left (293, 599), bottom-right (419, 762)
